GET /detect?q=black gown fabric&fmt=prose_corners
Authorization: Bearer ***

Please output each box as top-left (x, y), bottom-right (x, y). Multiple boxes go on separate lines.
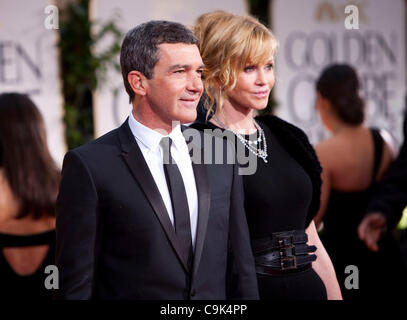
top-left (191, 116), bottom-right (327, 300)
top-left (0, 229), bottom-right (56, 300)
top-left (320, 129), bottom-right (407, 300)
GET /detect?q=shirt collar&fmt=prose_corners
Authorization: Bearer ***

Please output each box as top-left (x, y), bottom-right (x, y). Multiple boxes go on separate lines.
top-left (128, 112), bottom-right (186, 153)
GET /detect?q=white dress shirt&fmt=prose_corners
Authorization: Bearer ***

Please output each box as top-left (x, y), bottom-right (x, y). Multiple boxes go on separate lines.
top-left (128, 113), bottom-right (199, 249)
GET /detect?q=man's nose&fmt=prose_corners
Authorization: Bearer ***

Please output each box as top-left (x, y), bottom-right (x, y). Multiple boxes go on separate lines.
top-left (187, 74), bottom-right (203, 93)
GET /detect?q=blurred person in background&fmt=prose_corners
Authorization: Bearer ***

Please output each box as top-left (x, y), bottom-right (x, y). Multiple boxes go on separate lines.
top-left (0, 93), bottom-right (60, 299)
top-left (191, 11), bottom-right (342, 300)
top-left (358, 112), bottom-right (407, 273)
top-left (314, 64), bottom-right (407, 299)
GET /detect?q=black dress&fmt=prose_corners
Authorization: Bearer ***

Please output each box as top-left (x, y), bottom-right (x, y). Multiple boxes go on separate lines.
top-left (191, 115), bottom-right (327, 300)
top-left (0, 229), bottom-right (56, 300)
top-left (320, 129), bottom-right (407, 300)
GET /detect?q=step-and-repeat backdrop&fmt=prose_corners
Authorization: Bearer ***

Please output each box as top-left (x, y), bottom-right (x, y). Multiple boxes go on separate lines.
top-left (2, 0), bottom-right (404, 162)
top-left (0, 0), bottom-right (65, 166)
top-left (272, 0), bottom-right (405, 145)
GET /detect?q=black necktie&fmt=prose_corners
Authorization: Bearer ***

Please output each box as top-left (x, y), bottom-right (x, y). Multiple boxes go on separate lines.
top-left (160, 137), bottom-right (193, 269)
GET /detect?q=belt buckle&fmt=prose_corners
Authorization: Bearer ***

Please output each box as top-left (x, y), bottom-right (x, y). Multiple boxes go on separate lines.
top-left (278, 235), bottom-right (297, 270)
top-left (280, 256), bottom-right (297, 270)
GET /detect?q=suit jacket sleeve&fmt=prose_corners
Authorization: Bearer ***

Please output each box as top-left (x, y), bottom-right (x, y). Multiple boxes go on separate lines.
top-left (226, 161), bottom-right (259, 300)
top-left (55, 150), bottom-right (99, 299)
top-left (367, 139), bottom-right (407, 230)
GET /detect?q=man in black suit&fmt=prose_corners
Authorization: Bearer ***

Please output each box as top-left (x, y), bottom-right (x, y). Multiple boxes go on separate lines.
top-left (55, 20), bottom-right (258, 300)
top-left (358, 113), bottom-right (407, 255)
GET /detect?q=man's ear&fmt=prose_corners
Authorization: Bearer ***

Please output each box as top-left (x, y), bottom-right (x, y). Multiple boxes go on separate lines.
top-left (128, 71), bottom-right (148, 96)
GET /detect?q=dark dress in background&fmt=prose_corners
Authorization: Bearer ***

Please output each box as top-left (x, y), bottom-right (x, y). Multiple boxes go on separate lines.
top-left (0, 230), bottom-right (55, 300)
top-left (320, 129), bottom-right (407, 300)
top-left (192, 114), bottom-right (327, 300)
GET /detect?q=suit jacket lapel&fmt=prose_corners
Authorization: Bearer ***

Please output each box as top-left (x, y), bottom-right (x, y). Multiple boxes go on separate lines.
top-left (118, 119), bottom-right (190, 273)
top-left (183, 127), bottom-right (211, 277)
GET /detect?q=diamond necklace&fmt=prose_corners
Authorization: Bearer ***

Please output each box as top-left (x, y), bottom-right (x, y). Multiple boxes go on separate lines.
top-left (212, 114), bottom-right (268, 163)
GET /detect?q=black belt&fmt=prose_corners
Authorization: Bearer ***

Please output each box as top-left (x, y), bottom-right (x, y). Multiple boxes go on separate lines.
top-left (255, 263), bottom-right (312, 275)
top-left (251, 230), bottom-right (317, 276)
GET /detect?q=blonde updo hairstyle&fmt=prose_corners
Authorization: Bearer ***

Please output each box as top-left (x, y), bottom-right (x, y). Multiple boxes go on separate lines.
top-left (193, 11), bottom-right (278, 119)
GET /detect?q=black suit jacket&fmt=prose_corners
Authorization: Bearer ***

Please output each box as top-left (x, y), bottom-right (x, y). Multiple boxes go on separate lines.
top-left (367, 114), bottom-right (407, 229)
top-left (55, 119), bottom-right (258, 300)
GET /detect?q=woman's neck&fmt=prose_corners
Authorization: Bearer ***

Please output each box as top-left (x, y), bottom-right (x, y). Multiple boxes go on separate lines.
top-left (212, 99), bottom-right (257, 134)
top-left (330, 120), bottom-right (363, 136)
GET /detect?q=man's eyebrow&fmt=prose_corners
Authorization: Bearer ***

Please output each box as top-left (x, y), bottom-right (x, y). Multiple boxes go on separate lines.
top-left (168, 64), bottom-right (205, 71)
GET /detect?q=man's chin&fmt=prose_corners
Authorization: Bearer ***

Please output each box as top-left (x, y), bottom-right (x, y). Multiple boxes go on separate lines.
top-left (178, 110), bottom-right (197, 125)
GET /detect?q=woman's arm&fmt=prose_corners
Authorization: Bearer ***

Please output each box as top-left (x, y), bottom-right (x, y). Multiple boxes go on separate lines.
top-left (306, 220), bottom-right (342, 300)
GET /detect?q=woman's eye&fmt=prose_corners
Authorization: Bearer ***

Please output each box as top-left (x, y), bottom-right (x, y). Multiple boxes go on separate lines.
top-left (174, 70), bottom-right (185, 74)
top-left (244, 66), bottom-right (255, 72)
top-left (266, 63), bottom-right (274, 70)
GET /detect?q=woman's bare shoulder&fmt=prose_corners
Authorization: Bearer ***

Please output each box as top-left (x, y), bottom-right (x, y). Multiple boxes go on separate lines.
top-left (315, 137), bottom-right (343, 162)
top-left (0, 169), bottom-right (20, 223)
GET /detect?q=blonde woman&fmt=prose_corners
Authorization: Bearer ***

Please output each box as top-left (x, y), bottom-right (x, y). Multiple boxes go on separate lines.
top-left (191, 11), bottom-right (342, 300)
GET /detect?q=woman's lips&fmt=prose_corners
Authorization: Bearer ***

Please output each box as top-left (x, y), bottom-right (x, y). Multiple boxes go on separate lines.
top-left (252, 90), bottom-right (269, 98)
